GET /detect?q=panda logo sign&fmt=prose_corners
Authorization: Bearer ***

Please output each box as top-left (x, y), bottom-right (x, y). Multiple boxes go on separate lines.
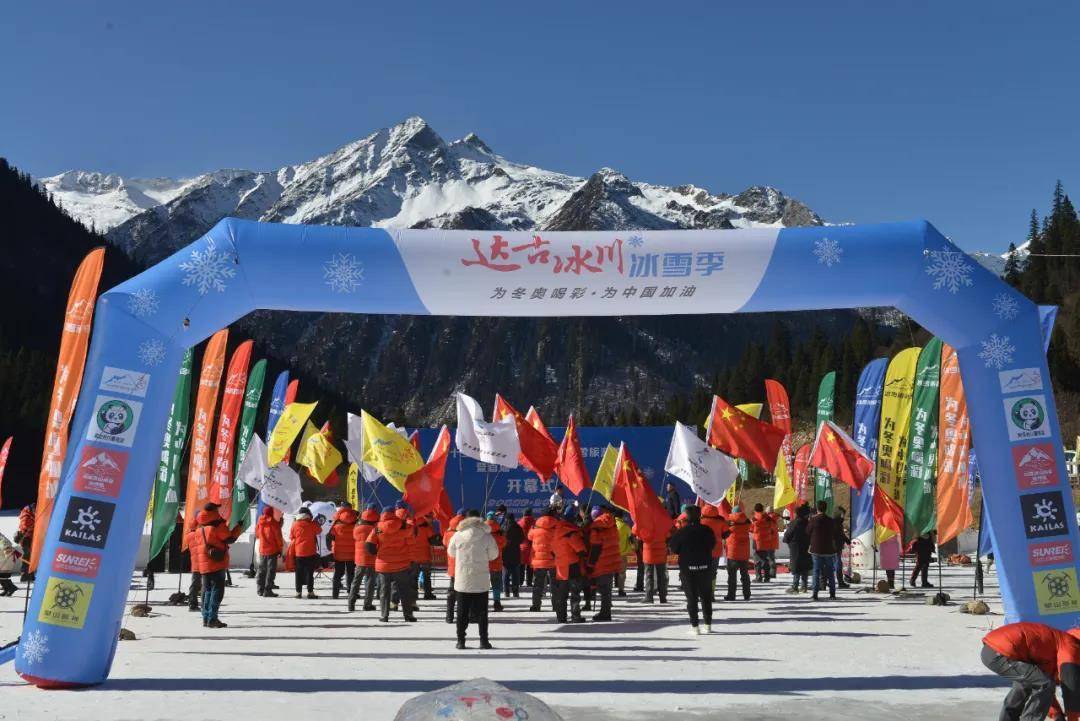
top-left (1003, 395), bottom-right (1051, 442)
top-left (85, 395), bottom-right (143, 448)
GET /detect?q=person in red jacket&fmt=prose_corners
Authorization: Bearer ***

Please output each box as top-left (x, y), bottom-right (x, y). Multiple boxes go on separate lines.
top-left (329, 502), bottom-right (358, 599)
top-left (412, 514), bottom-right (439, 600)
top-left (518, 509), bottom-right (536, 588)
top-left (367, 509), bottom-right (418, 622)
top-left (587, 506), bottom-right (622, 621)
top-left (184, 516), bottom-right (204, 612)
top-left (486, 513), bottom-right (508, 611)
top-left (255, 506), bottom-right (284, 597)
top-left (189, 503), bottom-right (241, 628)
top-left (443, 512), bottom-right (464, 623)
top-left (348, 505), bottom-right (379, 612)
top-left (290, 507), bottom-right (322, 599)
top-left (701, 504), bottom-right (728, 593)
top-left (751, 503), bottom-right (780, 583)
top-left (15, 503), bottom-right (34, 582)
top-left (982, 622), bottom-right (1080, 721)
top-left (551, 506), bottom-right (588, 623)
top-left (528, 508), bottom-right (559, 612)
top-left (642, 529), bottom-right (669, 605)
top-left (391, 506), bottom-right (420, 614)
top-left (724, 506), bottom-right (752, 601)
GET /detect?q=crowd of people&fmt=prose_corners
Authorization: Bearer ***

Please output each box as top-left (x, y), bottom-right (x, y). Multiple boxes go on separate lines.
top-left (173, 491), bottom-right (937, 643)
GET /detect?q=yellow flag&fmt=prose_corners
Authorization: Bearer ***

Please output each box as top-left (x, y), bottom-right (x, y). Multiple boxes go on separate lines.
top-left (347, 463), bottom-right (359, 509)
top-left (772, 451), bottom-right (796, 508)
top-left (301, 423), bottom-right (344, 484)
top-left (875, 347), bottom-right (921, 543)
top-left (591, 444), bottom-right (629, 511)
top-left (294, 420), bottom-right (319, 467)
top-left (268, 401), bottom-right (317, 465)
top-left (360, 410), bottom-right (423, 492)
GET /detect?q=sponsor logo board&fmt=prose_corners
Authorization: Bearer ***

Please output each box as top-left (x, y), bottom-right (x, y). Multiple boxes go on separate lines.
top-left (85, 395), bottom-right (143, 448)
top-left (1003, 395), bottom-right (1051, 442)
top-left (99, 366), bottom-right (150, 398)
top-left (1033, 567), bottom-right (1080, 616)
top-left (38, 577), bottom-right (94, 629)
top-left (73, 446), bottom-right (128, 498)
top-left (1020, 490), bottom-right (1069, 540)
top-left (51, 548), bottom-right (102, 578)
top-left (60, 497), bottom-right (115, 550)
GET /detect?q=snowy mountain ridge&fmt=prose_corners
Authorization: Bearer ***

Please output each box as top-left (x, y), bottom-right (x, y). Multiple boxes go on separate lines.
top-left (39, 116), bottom-right (824, 265)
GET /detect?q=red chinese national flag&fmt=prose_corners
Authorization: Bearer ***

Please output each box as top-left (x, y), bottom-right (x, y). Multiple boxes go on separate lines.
top-left (404, 426), bottom-right (452, 519)
top-left (493, 395), bottom-right (557, 480)
top-left (706, 396), bottom-right (786, 472)
top-left (614, 444), bottom-right (673, 543)
top-left (409, 430), bottom-right (421, 453)
top-left (808, 420), bottom-right (873, 491)
top-left (554, 414), bottom-right (591, 494)
top-left (873, 483), bottom-right (904, 537)
top-left (525, 406), bottom-right (557, 447)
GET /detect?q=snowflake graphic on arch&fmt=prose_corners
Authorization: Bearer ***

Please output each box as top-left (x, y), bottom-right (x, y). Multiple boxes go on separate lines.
top-left (627, 234), bottom-right (644, 249)
top-left (978, 333), bottom-right (1016, 370)
top-left (925, 248), bottom-right (974, 293)
top-left (180, 238), bottom-right (236, 295)
top-left (323, 253), bottom-right (364, 293)
top-left (992, 292), bottom-right (1020, 320)
top-left (138, 339), bottom-right (167, 367)
top-left (127, 287), bottom-right (159, 318)
top-left (813, 237), bottom-right (842, 267)
top-left (20, 629), bottom-right (49, 665)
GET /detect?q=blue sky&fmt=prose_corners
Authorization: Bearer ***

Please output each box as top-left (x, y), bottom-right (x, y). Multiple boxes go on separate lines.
top-left (3, 2), bottom-right (1077, 252)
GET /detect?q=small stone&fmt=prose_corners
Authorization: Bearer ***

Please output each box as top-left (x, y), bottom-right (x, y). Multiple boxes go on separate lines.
top-left (118, 628), bottom-right (136, 641)
top-left (849, 572), bottom-right (861, 584)
top-left (130, 604), bottom-right (152, 617)
top-left (875, 580), bottom-right (891, 593)
top-left (962, 600), bottom-right (990, 615)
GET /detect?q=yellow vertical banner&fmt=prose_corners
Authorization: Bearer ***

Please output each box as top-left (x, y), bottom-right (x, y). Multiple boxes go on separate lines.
top-left (875, 347), bottom-right (921, 542)
top-left (346, 463), bottom-right (359, 509)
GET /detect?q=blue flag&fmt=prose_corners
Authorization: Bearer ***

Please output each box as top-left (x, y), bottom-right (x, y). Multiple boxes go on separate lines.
top-left (850, 357), bottom-right (888, 539)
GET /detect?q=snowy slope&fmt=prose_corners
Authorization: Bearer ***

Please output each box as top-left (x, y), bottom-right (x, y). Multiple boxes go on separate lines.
top-left (38, 116), bottom-right (824, 264)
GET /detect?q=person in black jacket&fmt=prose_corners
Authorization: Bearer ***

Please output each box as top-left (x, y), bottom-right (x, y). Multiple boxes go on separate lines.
top-left (783, 504), bottom-right (812, 593)
top-left (832, 507), bottom-right (851, 589)
top-left (806, 501), bottom-right (837, 601)
top-left (908, 531), bottom-right (936, 588)
top-left (502, 512), bottom-right (525, 597)
top-left (668, 505), bottom-right (716, 634)
top-left (665, 483), bottom-right (682, 519)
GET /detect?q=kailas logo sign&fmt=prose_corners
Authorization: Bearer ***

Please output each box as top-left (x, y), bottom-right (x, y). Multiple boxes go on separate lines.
top-left (51, 548), bottom-right (102, 578)
top-left (999, 367), bottom-right (1043, 395)
top-left (99, 366), bottom-right (150, 398)
top-left (1003, 395), bottom-right (1051, 442)
top-left (85, 395), bottom-right (142, 447)
top-left (1033, 567), bottom-right (1080, 615)
top-left (73, 446), bottom-right (128, 498)
top-left (60, 497), bottom-right (115, 549)
top-left (1028, 540), bottom-right (1073, 568)
top-left (1012, 443), bottom-right (1060, 490)
top-left (38, 577), bottom-right (94, 629)
top-left (1020, 491), bottom-right (1068, 539)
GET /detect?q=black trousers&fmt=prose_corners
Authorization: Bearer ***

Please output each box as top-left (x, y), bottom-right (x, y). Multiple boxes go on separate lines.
top-left (332, 560), bottom-right (355, 597)
top-left (381, 569), bottom-right (415, 619)
top-left (530, 567), bottom-right (553, 609)
top-left (503, 563), bottom-right (521, 594)
top-left (552, 567), bottom-right (584, 621)
top-left (418, 563), bottom-right (434, 596)
top-left (681, 567), bottom-right (713, 626)
top-left (188, 572), bottom-right (202, 609)
top-left (592, 573), bottom-right (613, 615)
top-left (523, 563), bottom-right (533, 587)
top-left (294, 555), bottom-right (317, 594)
top-left (910, 557), bottom-right (931, 586)
top-left (981, 644), bottom-right (1055, 721)
top-left (256, 554), bottom-right (278, 594)
top-left (726, 560), bottom-right (751, 600)
top-left (347, 565), bottom-right (376, 609)
top-left (456, 591), bottom-right (489, 643)
top-left (446, 576), bottom-right (457, 620)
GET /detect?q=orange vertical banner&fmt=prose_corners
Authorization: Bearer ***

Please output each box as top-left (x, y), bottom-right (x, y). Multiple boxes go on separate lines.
top-left (30, 248), bottom-right (105, 570)
top-left (936, 343), bottom-right (973, 544)
top-left (208, 339), bottom-right (253, 525)
top-left (181, 329), bottom-right (228, 549)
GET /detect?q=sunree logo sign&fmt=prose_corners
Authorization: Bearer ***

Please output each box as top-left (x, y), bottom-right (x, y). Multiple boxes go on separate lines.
top-left (1020, 491), bottom-right (1068, 539)
top-left (60, 497), bottom-right (115, 549)
top-left (73, 446), bottom-right (128, 498)
top-left (99, 366), bottom-right (150, 398)
top-left (1029, 540), bottom-right (1074, 568)
top-left (1012, 443), bottom-right (1060, 490)
top-left (1003, 395), bottom-right (1051, 442)
top-left (51, 548), bottom-right (102, 578)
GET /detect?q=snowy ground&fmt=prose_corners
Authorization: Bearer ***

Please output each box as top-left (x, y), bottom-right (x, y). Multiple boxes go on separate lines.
top-left (1, 564), bottom-right (1008, 720)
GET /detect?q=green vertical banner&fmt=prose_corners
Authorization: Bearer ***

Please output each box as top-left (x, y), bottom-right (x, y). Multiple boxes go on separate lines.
top-left (148, 349), bottom-right (194, 560)
top-left (230, 359), bottom-right (267, 530)
top-left (903, 337), bottom-right (942, 536)
top-left (814, 371), bottom-right (836, 513)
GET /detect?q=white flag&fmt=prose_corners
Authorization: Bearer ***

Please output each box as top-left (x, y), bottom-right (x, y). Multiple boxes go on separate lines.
top-left (664, 421), bottom-right (739, 504)
top-left (259, 462), bottom-right (304, 514)
top-left (346, 411), bottom-right (383, 484)
top-left (454, 392), bottom-right (520, 468)
top-left (238, 434), bottom-right (268, 490)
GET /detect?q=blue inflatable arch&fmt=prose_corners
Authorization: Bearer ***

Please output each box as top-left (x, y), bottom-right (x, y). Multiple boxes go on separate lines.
top-left (18, 218), bottom-right (1080, 686)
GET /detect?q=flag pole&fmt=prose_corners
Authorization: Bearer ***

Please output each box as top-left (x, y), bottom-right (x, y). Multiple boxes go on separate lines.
top-left (973, 499), bottom-right (985, 600)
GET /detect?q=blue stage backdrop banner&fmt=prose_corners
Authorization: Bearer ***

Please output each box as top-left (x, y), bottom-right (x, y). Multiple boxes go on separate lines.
top-left (357, 426), bottom-right (686, 515)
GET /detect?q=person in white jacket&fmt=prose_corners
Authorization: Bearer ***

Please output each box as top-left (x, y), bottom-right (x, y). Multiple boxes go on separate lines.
top-left (0, 533), bottom-right (22, 596)
top-left (446, 510), bottom-right (500, 650)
